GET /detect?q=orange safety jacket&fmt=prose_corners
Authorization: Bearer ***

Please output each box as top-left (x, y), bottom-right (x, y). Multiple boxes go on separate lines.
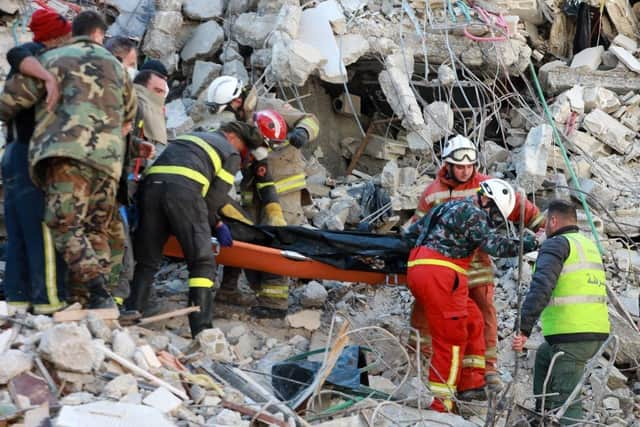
top-left (412, 166), bottom-right (545, 287)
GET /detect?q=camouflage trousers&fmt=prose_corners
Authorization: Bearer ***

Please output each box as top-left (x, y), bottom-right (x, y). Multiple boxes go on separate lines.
top-left (43, 159), bottom-right (123, 294)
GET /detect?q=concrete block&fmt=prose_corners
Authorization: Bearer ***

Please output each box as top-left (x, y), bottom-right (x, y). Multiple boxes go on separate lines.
top-left (197, 328), bottom-right (234, 362)
top-left (582, 109), bottom-right (634, 154)
top-left (222, 59), bottom-right (249, 85)
top-left (112, 330), bottom-right (136, 360)
top-left (273, 3), bottom-right (302, 39)
top-left (516, 124), bottom-right (552, 192)
top-left (558, 85), bottom-right (585, 114)
top-left (106, 0), bottom-right (154, 40)
top-left (424, 101), bottom-right (454, 142)
top-left (609, 45), bottom-right (640, 73)
top-left (494, 0), bottom-right (543, 24)
top-left (270, 35), bottom-right (326, 86)
top-left (0, 350), bottom-right (33, 384)
top-left (181, 21), bottom-right (224, 62)
top-left (566, 131), bottom-right (608, 156)
top-left (286, 310), bottom-right (322, 331)
top-left (541, 65), bottom-right (640, 95)
top-left (57, 401), bottom-right (175, 427)
top-left (38, 324), bottom-right (98, 373)
top-left (191, 61), bottom-right (222, 97)
top-left (336, 34), bottom-right (370, 66)
top-left (620, 104), bottom-right (640, 131)
top-left (570, 46), bottom-right (604, 71)
top-left (183, 0), bottom-right (224, 20)
top-left (165, 100), bottom-right (195, 137)
top-left (143, 387), bottom-right (182, 413)
top-left (613, 34), bottom-right (638, 52)
top-left (301, 281), bottom-right (329, 308)
top-left (481, 140), bottom-right (510, 165)
top-left (232, 12), bottom-right (278, 48)
top-left (103, 374), bottom-right (138, 400)
top-left (583, 87), bottom-right (621, 113)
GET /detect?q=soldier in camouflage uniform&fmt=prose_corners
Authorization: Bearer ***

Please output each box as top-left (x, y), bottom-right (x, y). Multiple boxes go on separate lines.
top-left (0, 11), bottom-right (137, 309)
top-left (407, 179), bottom-right (537, 412)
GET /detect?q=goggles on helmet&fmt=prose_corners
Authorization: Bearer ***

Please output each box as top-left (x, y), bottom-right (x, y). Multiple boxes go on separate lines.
top-left (447, 148), bottom-right (477, 163)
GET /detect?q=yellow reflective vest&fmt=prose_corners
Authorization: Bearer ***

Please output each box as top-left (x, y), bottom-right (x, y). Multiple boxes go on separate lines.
top-left (540, 232), bottom-right (610, 337)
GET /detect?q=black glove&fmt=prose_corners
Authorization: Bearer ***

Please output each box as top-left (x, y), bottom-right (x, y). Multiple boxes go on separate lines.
top-left (522, 232), bottom-right (538, 253)
top-left (215, 222), bottom-right (233, 247)
top-left (287, 127), bottom-right (309, 149)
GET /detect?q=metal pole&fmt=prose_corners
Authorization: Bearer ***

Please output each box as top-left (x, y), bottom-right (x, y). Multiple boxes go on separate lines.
top-left (541, 351), bottom-right (565, 421)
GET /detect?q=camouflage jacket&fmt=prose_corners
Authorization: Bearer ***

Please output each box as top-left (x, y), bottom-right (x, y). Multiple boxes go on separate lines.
top-left (0, 36), bottom-right (137, 184)
top-left (417, 197), bottom-right (523, 259)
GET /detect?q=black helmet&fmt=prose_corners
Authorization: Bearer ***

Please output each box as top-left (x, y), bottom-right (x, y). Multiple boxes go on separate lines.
top-left (220, 121), bottom-right (263, 150)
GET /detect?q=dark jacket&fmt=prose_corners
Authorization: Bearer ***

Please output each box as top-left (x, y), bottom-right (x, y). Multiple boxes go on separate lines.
top-left (149, 131), bottom-right (240, 227)
top-left (5, 42), bottom-right (43, 145)
top-left (519, 225), bottom-right (609, 344)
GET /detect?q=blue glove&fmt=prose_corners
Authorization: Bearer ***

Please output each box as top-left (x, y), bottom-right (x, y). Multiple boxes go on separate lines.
top-left (287, 128), bottom-right (309, 149)
top-left (215, 222), bottom-right (233, 247)
top-left (523, 232), bottom-right (538, 253)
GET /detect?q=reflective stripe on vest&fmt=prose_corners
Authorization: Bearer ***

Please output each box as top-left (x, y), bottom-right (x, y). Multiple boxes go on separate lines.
top-left (407, 258), bottom-right (467, 275)
top-left (540, 232), bottom-right (609, 337)
top-left (275, 173), bottom-right (306, 194)
top-left (147, 166), bottom-right (210, 196)
top-left (146, 135), bottom-right (235, 196)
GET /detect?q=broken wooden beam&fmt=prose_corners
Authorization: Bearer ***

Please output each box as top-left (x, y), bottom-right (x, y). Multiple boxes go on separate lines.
top-left (137, 306), bottom-right (200, 325)
top-left (53, 308), bottom-right (119, 322)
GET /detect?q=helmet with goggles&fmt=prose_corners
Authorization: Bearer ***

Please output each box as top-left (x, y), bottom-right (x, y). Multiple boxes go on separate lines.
top-left (442, 135), bottom-right (478, 165)
top-left (253, 110), bottom-right (288, 148)
top-left (206, 76), bottom-right (244, 113)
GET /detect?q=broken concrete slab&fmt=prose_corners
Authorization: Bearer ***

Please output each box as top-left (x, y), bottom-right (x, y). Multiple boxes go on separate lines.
top-left (181, 20), bottom-right (225, 63)
top-left (232, 12), bottom-right (278, 49)
top-left (541, 65), bottom-right (640, 95)
top-left (190, 61), bottom-right (222, 98)
top-left (582, 109), bottom-right (635, 154)
top-left (38, 324), bottom-right (98, 374)
top-left (0, 0), bottom-right (20, 14)
top-left (481, 140), bottom-right (510, 165)
top-left (106, 0), bottom-right (155, 40)
top-left (273, 3), bottom-right (302, 39)
top-left (112, 330), bottom-right (136, 360)
top-left (57, 401), bottom-right (175, 427)
top-left (270, 34), bottom-right (326, 86)
top-left (183, 0), bottom-right (224, 21)
top-left (197, 329), bottom-right (234, 362)
top-left (605, 0), bottom-right (639, 39)
top-left (570, 46), bottom-right (604, 71)
top-left (286, 310), bottom-right (322, 331)
top-left (583, 87), bottom-right (621, 113)
top-left (103, 374), bottom-right (138, 400)
top-left (0, 350), bottom-right (33, 385)
top-left (222, 59), bottom-right (250, 85)
top-left (566, 131), bottom-right (608, 156)
top-left (619, 105), bottom-right (640, 131)
top-left (609, 45), bottom-right (640, 73)
top-left (165, 99), bottom-right (195, 137)
top-left (423, 101), bottom-right (453, 142)
top-left (143, 387), bottom-right (182, 413)
top-left (516, 124), bottom-right (552, 193)
top-left (336, 34), bottom-right (370, 66)
top-left (298, 1), bottom-right (348, 83)
top-left (613, 34), bottom-right (638, 53)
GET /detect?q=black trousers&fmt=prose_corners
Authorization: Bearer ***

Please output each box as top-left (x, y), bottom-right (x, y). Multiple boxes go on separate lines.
top-left (131, 179), bottom-right (216, 298)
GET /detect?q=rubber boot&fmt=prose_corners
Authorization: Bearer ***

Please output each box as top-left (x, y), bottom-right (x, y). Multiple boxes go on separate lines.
top-left (215, 267), bottom-right (256, 306)
top-left (457, 387), bottom-right (488, 401)
top-left (250, 306), bottom-right (287, 319)
top-left (188, 287), bottom-right (214, 338)
top-left (88, 276), bottom-right (117, 309)
top-left (124, 269), bottom-right (154, 316)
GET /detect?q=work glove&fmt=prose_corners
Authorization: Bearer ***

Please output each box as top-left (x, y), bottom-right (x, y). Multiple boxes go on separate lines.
top-left (522, 232), bottom-right (538, 253)
top-left (264, 202), bottom-right (287, 227)
top-left (287, 127), bottom-right (309, 149)
top-left (215, 222), bottom-right (233, 247)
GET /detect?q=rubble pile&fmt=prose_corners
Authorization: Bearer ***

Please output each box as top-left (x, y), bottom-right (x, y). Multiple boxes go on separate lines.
top-left (0, 0), bottom-right (639, 425)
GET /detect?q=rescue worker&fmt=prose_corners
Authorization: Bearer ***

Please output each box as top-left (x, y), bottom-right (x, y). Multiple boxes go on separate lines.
top-left (408, 179), bottom-right (537, 412)
top-left (104, 36), bottom-right (138, 80)
top-left (410, 135), bottom-right (545, 391)
top-left (1, 9), bottom-right (71, 314)
top-left (0, 10), bottom-right (137, 309)
top-left (206, 76), bottom-right (320, 318)
top-left (125, 122), bottom-right (264, 337)
top-left (512, 199), bottom-right (609, 424)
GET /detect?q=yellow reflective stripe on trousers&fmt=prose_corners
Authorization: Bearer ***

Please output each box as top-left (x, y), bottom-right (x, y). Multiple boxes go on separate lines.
top-left (188, 277), bottom-right (214, 288)
top-left (275, 174), bottom-right (306, 194)
top-left (448, 345), bottom-right (460, 385)
top-left (549, 295), bottom-right (606, 306)
top-left (113, 297), bottom-right (124, 306)
top-left (407, 259), bottom-right (467, 275)
top-left (257, 285), bottom-right (289, 299)
top-left (41, 222), bottom-right (60, 307)
top-left (147, 166), bottom-right (210, 196)
top-left (463, 354), bottom-right (486, 369)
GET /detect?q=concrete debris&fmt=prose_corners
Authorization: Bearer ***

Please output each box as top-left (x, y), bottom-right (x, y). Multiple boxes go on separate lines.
top-left (190, 61), bottom-right (222, 98)
top-left (181, 20), bottom-right (225, 63)
top-left (516, 125), bottom-right (552, 193)
top-left (103, 374), bottom-right (138, 400)
top-left (0, 350), bottom-right (33, 385)
top-left (232, 13), bottom-right (278, 49)
top-left (182, 0), bottom-right (224, 21)
top-left (38, 324), bottom-right (98, 374)
top-left (142, 387), bottom-right (182, 413)
top-left (570, 46), bottom-right (604, 71)
top-left (286, 310), bottom-right (322, 331)
top-left (583, 109), bottom-right (635, 154)
top-left (57, 401), bottom-right (175, 427)
top-left (301, 281), bottom-right (329, 308)
top-left (106, 0), bottom-right (155, 40)
top-left (222, 59), bottom-right (250, 85)
top-left (197, 328), bottom-right (234, 362)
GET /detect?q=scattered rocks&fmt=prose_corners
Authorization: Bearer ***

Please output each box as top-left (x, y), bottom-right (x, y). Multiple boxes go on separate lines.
top-left (112, 330), bottom-right (136, 360)
top-left (0, 350), bottom-right (32, 384)
top-left (182, 0), bottom-right (224, 20)
top-left (301, 281), bottom-right (329, 308)
top-left (286, 310), bottom-right (322, 331)
top-left (181, 20), bottom-right (225, 63)
top-left (38, 324), bottom-right (98, 373)
top-left (197, 328), bottom-right (234, 362)
top-left (103, 374), bottom-right (138, 400)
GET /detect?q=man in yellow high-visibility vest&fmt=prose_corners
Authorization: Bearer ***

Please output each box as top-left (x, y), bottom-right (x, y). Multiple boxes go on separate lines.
top-left (513, 199), bottom-right (609, 424)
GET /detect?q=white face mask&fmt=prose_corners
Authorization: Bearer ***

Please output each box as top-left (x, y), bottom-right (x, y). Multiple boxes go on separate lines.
top-left (126, 66), bottom-right (138, 81)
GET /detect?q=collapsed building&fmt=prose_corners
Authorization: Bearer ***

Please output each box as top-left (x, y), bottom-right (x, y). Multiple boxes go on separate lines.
top-left (0, 0), bottom-right (639, 425)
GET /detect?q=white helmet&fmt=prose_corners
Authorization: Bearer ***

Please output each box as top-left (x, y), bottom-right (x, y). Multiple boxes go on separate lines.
top-left (479, 179), bottom-right (516, 220)
top-left (206, 76), bottom-right (244, 113)
top-left (442, 135), bottom-right (477, 165)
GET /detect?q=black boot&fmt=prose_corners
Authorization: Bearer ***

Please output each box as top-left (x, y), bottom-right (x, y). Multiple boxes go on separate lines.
top-left (124, 269), bottom-right (154, 315)
top-left (188, 287), bottom-right (214, 338)
top-left (87, 276), bottom-right (117, 309)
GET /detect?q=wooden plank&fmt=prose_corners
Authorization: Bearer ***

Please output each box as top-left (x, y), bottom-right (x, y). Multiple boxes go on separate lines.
top-left (53, 308), bottom-right (119, 322)
top-left (137, 306), bottom-right (200, 326)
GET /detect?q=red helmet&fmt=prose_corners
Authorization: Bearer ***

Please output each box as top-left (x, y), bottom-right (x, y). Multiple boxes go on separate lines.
top-left (253, 110), bottom-right (287, 146)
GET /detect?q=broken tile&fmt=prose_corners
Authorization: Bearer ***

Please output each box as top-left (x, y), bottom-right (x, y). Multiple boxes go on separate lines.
top-left (286, 310), bottom-right (322, 331)
top-left (143, 387), bottom-right (182, 413)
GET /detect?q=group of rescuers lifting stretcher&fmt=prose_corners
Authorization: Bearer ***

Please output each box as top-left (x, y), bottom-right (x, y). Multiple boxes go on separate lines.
top-left (126, 77), bottom-right (609, 419)
top-left (0, 12), bottom-right (608, 420)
